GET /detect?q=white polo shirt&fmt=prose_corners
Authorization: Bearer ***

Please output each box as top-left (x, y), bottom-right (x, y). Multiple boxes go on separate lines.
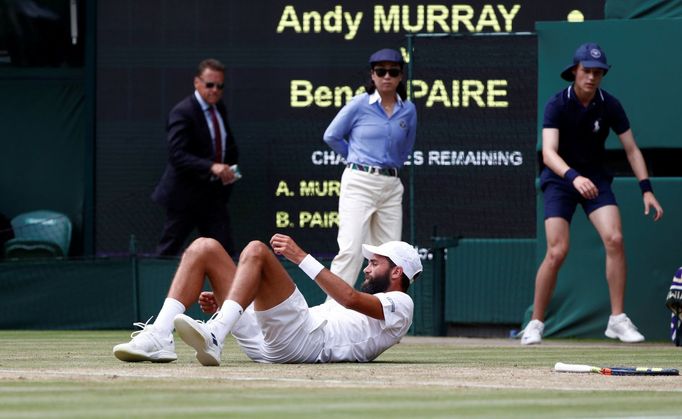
top-left (310, 291), bottom-right (414, 362)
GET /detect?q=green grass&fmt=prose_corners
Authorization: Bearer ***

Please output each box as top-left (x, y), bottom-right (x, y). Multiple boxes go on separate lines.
top-left (1, 331), bottom-right (681, 418)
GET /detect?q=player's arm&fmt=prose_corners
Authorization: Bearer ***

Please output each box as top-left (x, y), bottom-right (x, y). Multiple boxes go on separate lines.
top-left (323, 98), bottom-right (358, 158)
top-left (619, 129), bottom-right (649, 180)
top-left (618, 129), bottom-right (664, 221)
top-left (269, 233), bottom-right (385, 320)
top-left (313, 269), bottom-right (385, 320)
top-left (542, 128), bottom-right (598, 199)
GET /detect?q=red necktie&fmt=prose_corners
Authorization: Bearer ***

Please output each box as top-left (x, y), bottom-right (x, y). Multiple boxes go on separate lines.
top-left (208, 107), bottom-right (222, 163)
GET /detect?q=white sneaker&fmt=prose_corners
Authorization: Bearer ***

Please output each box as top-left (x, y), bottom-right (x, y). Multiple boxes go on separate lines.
top-left (174, 314), bottom-right (223, 366)
top-left (520, 319), bottom-right (544, 345)
top-left (113, 319), bottom-right (177, 363)
top-left (605, 313), bottom-right (645, 343)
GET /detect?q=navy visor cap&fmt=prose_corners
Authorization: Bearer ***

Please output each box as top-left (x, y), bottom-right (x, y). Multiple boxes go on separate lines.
top-left (561, 42), bottom-right (611, 81)
top-left (369, 48), bottom-right (404, 67)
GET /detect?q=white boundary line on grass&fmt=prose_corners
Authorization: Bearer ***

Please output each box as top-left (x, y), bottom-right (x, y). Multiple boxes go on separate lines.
top-left (1, 368), bottom-right (681, 392)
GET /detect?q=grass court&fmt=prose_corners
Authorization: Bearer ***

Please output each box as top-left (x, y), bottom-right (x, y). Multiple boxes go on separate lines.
top-left (1, 331), bottom-right (680, 418)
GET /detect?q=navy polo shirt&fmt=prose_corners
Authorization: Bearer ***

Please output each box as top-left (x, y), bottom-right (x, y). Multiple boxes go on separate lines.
top-left (543, 86), bottom-right (630, 176)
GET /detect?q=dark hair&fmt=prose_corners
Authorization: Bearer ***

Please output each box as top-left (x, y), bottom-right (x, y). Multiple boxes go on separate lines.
top-left (197, 58), bottom-right (225, 76)
top-left (387, 260), bottom-right (411, 292)
top-left (364, 79), bottom-right (407, 101)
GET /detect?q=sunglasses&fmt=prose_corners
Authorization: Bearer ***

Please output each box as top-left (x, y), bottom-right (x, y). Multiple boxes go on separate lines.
top-left (373, 67), bottom-right (401, 78)
top-left (199, 78), bottom-right (225, 90)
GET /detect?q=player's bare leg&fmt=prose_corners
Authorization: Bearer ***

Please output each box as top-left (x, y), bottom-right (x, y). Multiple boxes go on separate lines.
top-left (174, 239), bottom-right (297, 365)
top-left (114, 237), bottom-right (236, 363)
top-left (167, 237), bottom-right (237, 308)
top-left (226, 240), bottom-right (296, 311)
top-left (588, 205), bottom-right (625, 315)
top-left (522, 217), bottom-right (570, 345)
top-left (589, 205), bottom-right (643, 342)
top-left (531, 217), bottom-right (571, 321)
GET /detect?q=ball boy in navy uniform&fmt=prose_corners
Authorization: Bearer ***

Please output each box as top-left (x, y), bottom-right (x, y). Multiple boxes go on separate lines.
top-left (521, 43), bottom-right (664, 345)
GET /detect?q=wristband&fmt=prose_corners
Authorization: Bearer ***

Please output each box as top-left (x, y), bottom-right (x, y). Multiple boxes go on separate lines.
top-left (639, 179), bottom-right (653, 194)
top-left (298, 254), bottom-right (325, 280)
top-left (564, 168), bottom-right (580, 183)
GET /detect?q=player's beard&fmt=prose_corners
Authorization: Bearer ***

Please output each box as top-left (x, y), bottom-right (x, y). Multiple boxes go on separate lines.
top-left (360, 271), bottom-right (391, 294)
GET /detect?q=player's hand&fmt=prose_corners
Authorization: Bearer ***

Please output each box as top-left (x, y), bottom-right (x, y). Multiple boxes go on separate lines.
top-left (269, 233), bottom-right (306, 264)
top-left (643, 192), bottom-right (663, 221)
top-left (572, 176), bottom-right (599, 200)
top-left (198, 291), bottom-right (219, 314)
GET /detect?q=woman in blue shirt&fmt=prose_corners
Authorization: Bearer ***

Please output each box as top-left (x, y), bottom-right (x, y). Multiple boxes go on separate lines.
top-left (323, 48), bottom-right (418, 288)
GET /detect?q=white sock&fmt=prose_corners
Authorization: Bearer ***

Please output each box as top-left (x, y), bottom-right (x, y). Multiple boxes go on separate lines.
top-left (610, 313), bottom-right (626, 322)
top-left (210, 300), bottom-right (244, 343)
top-left (153, 298), bottom-right (185, 336)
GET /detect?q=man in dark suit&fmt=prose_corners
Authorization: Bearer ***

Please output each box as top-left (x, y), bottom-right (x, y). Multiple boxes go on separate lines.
top-left (152, 58), bottom-right (239, 256)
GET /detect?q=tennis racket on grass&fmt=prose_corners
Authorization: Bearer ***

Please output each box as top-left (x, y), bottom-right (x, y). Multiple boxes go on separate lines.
top-left (554, 362), bottom-right (679, 376)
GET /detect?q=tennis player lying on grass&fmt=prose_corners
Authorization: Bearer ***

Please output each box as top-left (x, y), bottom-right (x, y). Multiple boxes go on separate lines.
top-left (113, 234), bottom-right (422, 365)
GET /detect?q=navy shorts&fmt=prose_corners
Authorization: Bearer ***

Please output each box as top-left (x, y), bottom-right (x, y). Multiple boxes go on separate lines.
top-left (540, 169), bottom-right (617, 222)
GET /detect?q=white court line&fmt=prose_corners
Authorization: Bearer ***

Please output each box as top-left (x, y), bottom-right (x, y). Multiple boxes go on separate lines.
top-left (1, 368), bottom-right (680, 392)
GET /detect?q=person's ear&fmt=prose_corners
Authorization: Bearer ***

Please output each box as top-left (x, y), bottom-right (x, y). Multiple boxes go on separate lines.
top-left (392, 265), bottom-right (403, 280)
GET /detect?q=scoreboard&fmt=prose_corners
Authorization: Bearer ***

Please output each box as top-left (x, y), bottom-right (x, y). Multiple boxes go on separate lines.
top-left (95, 1), bottom-right (604, 254)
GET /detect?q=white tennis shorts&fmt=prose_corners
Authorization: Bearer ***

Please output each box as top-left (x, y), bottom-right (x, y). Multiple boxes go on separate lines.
top-left (230, 287), bottom-right (326, 363)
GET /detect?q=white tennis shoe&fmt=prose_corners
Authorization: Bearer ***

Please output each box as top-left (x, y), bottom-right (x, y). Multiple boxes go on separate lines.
top-left (113, 319), bottom-right (177, 363)
top-left (605, 313), bottom-right (645, 343)
top-left (174, 314), bottom-right (223, 366)
top-left (520, 319), bottom-right (544, 345)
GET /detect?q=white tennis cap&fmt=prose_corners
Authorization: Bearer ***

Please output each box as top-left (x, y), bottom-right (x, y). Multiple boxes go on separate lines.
top-left (362, 241), bottom-right (423, 283)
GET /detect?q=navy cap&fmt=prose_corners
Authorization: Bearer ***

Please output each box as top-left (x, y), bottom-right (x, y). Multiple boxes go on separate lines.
top-left (369, 48), bottom-right (404, 67)
top-left (560, 42), bottom-right (611, 81)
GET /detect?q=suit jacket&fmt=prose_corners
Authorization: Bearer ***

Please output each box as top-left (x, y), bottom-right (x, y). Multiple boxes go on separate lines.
top-left (152, 94), bottom-right (239, 211)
